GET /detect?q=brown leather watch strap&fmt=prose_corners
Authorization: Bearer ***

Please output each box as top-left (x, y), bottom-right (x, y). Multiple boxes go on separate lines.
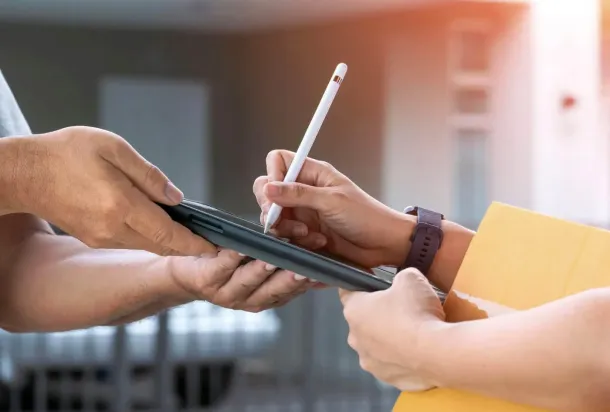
top-left (401, 206), bottom-right (444, 276)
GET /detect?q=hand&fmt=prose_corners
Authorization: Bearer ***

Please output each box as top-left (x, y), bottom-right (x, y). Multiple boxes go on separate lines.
top-left (170, 249), bottom-right (311, 312)
top-left (11, 126), bottom-right (215, 256)
top-left (339, 268), bottom-right (446, 391)
top-left (253, 150), bottom-right (415, 268)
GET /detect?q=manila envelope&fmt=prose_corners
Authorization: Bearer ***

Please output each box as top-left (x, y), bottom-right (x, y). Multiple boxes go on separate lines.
top-left (393, 202), bottom-right (610, 411)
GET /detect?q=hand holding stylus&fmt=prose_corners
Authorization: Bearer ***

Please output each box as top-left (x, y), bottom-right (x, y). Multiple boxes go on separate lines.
top-left (255, 150), bottom-right (415, 270)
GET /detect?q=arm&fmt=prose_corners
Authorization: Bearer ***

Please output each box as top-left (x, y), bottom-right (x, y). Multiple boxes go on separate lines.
top-left (0, 134), bottom-right (190, 331)
top-left (392, 216), bottom-right (610, 410)
top-left (418, 289), bottom-right (610, 412)
top-left (255, 150), bottom-right (475, 292)
top-left (389, 214), bottom-right (475, 292)
top-left (0, 213), bottom-right (190, 332)
top-left (0, 136), bottom-right (25, 216)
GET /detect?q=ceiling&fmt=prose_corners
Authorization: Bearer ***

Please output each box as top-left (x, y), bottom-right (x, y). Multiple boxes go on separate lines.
top-left (0, 0), bottom-right (451, 32)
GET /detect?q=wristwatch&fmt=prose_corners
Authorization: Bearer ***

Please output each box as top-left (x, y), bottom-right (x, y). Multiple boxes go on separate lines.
top-left (400, 206), bottom-right (444, 276)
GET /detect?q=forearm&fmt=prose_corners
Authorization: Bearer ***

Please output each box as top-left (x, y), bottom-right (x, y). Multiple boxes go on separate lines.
top-left (391, 214), bottom-right (475, 292)
top-left (0, 226), bottom-right (192, 332)
top-left (418, 289), bottom-right (610, 412)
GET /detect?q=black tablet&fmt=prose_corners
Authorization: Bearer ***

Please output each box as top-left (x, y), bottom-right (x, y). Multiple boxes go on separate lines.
top-left (160, 200), bottom-right (446, 300)
top-left (159, 200), bottom-right (394, 291)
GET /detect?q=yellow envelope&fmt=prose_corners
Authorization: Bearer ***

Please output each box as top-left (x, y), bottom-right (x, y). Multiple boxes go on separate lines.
top-left (393, 202), bottom-right (610, 411)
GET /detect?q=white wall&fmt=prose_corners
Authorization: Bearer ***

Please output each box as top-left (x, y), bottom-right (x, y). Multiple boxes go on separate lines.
top-left (382, 15), bottom-right (452, 214)
top-left (382, 2), bottom-right (608, 225)
top-left (490, 7), bottom-right (533, 209)
top-left (382, 6), bottom-right (528, 222)
top-left (527, 0), bottom-right (607, 223)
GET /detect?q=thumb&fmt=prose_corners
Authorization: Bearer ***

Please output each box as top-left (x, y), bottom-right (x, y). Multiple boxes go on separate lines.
top-left (393, 267), bottom-right (432, 289)
top-left (264, 182), bottom-right (328, 211)
top-left (103, 137), bottom-right (184, 205)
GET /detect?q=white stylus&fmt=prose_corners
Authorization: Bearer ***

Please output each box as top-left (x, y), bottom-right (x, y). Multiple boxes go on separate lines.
top-left (264, 62), bottom-right (348, 234)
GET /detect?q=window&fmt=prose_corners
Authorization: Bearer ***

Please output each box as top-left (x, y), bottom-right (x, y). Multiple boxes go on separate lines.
top-left (449, 20), bottom-right (492, 227)
top-left (453, 129), bottom-right (488, 226)
top-left (453, 87), bottom-right (489, 115)
top-left (456, 30), bottom-right (490, 72)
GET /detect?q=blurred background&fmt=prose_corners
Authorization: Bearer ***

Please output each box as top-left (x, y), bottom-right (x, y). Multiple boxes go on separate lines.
top-left (0, 0), bottom-right (609, 410)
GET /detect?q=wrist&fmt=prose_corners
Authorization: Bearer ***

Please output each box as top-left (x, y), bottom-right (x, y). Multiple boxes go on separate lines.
top-left (152, 256), bottom-right (196, 305)
top-left (409, 319), bottom-right (455, 387)
top-left (385, 211), bottom-right (417, 267)
top-left (0, 136), bottom-right (31, 215)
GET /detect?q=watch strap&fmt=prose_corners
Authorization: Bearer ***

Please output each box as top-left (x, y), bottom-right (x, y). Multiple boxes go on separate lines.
top-left (401, 207), bottom-right (444, 276)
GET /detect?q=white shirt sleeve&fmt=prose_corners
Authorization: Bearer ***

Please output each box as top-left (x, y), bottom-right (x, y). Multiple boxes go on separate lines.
top-left (0, 70), bottom-right (32, 138)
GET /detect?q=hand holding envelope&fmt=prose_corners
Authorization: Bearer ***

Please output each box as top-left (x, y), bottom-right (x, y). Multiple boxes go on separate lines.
top-left (339, 267), bottom-right (443, 393)
top-left (395, 203), bottom-right (610, 412)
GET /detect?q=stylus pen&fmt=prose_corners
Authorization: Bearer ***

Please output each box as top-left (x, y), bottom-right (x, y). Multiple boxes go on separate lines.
top-left (264, 62), bottom-right (348, 234)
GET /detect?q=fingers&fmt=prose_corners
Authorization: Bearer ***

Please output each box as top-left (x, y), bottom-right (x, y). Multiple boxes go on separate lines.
top-left (101, 134), bottom-right (184, 206)
top-left (242, 270), bottom-right (310, 310)
top-left (272, 220), bottom-right (327, 249)
top-left (125, 190), bottom-right (216, 256)
top-left (214, 259), bottom-right (278, 304)
top-left (253, 175), bottom-right (271, 211)
top-left (265, 149), bottom-right (343, 187)
top-left (273, 219), bottom-right (309, 238)
top-left (264, 181), bottom-right (327, 210)
top-left (265, 150), bottom-right (290, 182)
top-left (338, 288), bottom-right (365, 306)
top-left (255, 176), bottom-right (327, 249)
top-left (184, 250), bottom-right (311, 311)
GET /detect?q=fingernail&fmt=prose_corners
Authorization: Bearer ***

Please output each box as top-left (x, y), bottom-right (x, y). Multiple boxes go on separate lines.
top-left (265, 263), bottom-right (277, 271)
top-left (165, 182), bottom-right (184, 204)
top-left (294, 274), bottom-right (307, 281)
top-left (238, 253), bottom-right (246, 257)
top-left (316, 237), bottom-right (327, 248)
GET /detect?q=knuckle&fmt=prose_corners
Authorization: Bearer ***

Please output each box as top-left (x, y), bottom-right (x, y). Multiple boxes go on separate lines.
top-left (95, 229), bottom-right (115, 245)
top-left (329, 188), bottom-right (349, 202)
top-left (317, 160), bottom-right (334, 172)
top-left (99, 193), bottom-right (125, 218)
top-left (95, 199), bottom-right (125, 242)
top-left (343, 305), bottom-right (355, 323)
top-left (144, 162), bottom-right (164, 185)
top-left (83, 236), bottom-right (104, 249)
top-left (266, 149), bottom-right (282, 163)
top-left (191, 272), bottom-right (211, 295)
top-left (151, 227), bottom-right (173, 246)
top-left (85, 228), bottom-right (119, 249)
top-left (98, 131), bottom-right (127, 156)
top-left (245, 305), bottom-right (265, 314)
top-left (157, 246), bottom-right (174, 257)
top-left (293, 184), bottom-right (307, 198)
top-left (359, 358), bottom-right (371, 372)
top-left (216, 296), bottom-right (240, 310)
top-left (346, 333), bottom-right (357, 350)
top-left (253, 176), bottom-right (267, 194)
